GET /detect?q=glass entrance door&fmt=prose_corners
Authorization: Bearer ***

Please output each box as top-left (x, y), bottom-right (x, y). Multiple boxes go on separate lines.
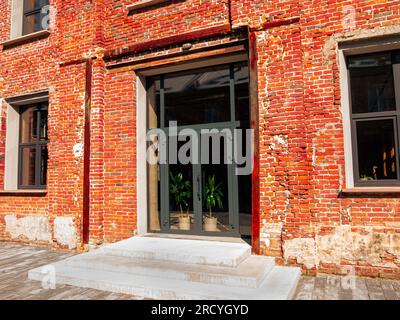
top-left (147, 62), bottom-right (250, 237)
top-left (199, 130), bottom-right (239, 234)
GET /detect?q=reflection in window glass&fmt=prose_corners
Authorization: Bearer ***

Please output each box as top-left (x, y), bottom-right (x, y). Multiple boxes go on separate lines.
top-left (40, 146), bottom-right (48, 185)
top-left (349, 53), bottom-right (396, 114)
top-left (163, 66), bottom-right (231, 126)
top-left (235, 63), bottom-right (250, 127)
top-left (356, 120), bottom-right (397, 181)
top-left (20, 106), bottom-right (38, 143)
top-left (23, 0), bottom-right (50, 35)
top-left (19, 103), bottom-right (48, 189)
top-left (23, 12), bottom-right (43, 35)
top-left (20, 147), bottom-right (36, 186)
top-left (39, 109), bottom-right (48, 140)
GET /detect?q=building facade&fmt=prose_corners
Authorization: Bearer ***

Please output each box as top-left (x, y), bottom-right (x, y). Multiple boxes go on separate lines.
top-left (0, 0), bottom-right (400, 279)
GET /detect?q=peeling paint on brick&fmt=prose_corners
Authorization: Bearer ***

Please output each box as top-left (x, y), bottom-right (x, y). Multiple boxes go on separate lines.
top-left (73, 143), bottom-right (84, 158)
top-left (316, 226), bottom-right (400, 269)
top-left (54, 217), bottom-right (77, 249)
top-left (270, 135), bottom-right (288, 151)
top-left (283, 238), bottom-right (317, 270)
top-left (260, 221), bottom-right (282, 248)
top-left (4, 215), bottom-right (51, 243)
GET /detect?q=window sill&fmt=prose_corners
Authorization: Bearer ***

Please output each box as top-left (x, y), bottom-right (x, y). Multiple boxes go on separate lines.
top-left (0, 190), bottom-right (47, 196)
top-left (127, 0), bottom-right (170, 13)
top-left (1, 30), bottom-right (50, 50)
top-left (340, 187), bottom-right (400, 195)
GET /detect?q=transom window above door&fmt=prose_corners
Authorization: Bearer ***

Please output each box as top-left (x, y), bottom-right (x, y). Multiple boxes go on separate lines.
top-left (347, 50), bottom-right (400, 186)
top-left (147, 63), bottom-right (250, 128)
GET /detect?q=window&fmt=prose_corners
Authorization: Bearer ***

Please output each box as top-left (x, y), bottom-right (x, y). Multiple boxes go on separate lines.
top-left (18, 103), bottom-right (48, 189)
top-left (22, 0), bottom-right (49, 36)
top-left (348, 50), bottom-right (400, 186)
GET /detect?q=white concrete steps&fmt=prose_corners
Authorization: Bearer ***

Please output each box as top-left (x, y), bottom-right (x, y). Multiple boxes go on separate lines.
top-left (42, 253), bottom-right (275, 288)
top-left (28, 237), bottom-right (301, 300)
top-left (28, 264), bottom-right (301, 300)
top-left (97, 237), bottom-right (251, 267)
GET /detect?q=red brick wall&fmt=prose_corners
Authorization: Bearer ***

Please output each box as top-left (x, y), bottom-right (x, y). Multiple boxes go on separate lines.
top-left (103, 69), bottom-right (137, 243)
top-left (0, 0), bottom-right (11, 44)
top-left (253, 0), bottom-right (400, 278)
top-left (103, 0), bottom-right (230, 51)
top-left (0, 1), bottom-right (93, 248)
top-left (0, 0), bottom-right (399, 278)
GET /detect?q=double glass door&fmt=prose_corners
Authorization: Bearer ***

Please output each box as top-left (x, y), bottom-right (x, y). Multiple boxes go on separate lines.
top-left (162, 128), bottom-right (239, 235)
top-left (147, 62), bottom-right (250, 236)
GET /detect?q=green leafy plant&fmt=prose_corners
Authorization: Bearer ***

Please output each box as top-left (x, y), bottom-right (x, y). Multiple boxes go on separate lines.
top-left (169, 171), bottom-right (192, 217)
top-left (360, 174), bottom-right (375, 181)
top-left (204, 175), bottom-right (223, 218)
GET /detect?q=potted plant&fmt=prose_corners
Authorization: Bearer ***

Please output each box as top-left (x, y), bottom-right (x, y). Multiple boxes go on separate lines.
top-left (203, 175), bottom-right (223, 232)
top-left (169, 171), bottom-right (192, 230)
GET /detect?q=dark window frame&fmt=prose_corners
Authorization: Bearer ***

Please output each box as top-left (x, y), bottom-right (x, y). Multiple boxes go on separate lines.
top-left (18, 103), bottom-right (48, 190)
top-left (22, 0), bottom-right (49, 36)
top-left (348, 50), bottom-right (400, 187)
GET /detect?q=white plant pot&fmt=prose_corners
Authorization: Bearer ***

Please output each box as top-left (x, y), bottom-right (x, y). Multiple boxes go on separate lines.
top-left (203, 216), bottom-right (218, 232)
top-left (179, 216), bottom-right (190, 231)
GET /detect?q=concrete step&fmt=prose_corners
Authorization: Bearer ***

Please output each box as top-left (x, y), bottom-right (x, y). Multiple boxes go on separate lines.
top-left (28, 263), bottom-right (301, 300)
top-left (97, 237), bottom-right (251, 268)
top-left (51, 253), bottom-right (276, 288)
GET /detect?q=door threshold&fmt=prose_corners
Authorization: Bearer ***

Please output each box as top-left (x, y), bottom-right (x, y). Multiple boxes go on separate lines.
top-left (142, 233), bottom-right (248, 244)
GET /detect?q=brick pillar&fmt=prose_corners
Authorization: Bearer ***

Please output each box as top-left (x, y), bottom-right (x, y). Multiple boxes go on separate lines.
top-left (88, 56), bottom-right (105, 245)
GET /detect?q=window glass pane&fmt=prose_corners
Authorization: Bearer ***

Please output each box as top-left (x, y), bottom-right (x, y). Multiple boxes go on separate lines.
top-left (39, 109), bottom-right (48, 141)
top-left (348, 52), bottom-right (392, 68)
top-left (393, 50), bottom-right (400, 64)
top-left (147, 79), bottom-right (160, 129)
top-left (201, 133), bottom-right (231, 233)
top-left (356, 119), bottom-right (398, 181)
top-left (20, 106), bottom-right (38, 143)
top-left (20, 147), bottom-right (36, 186)
top-left (24, 0), bottom-right (49, 11)
top-left (23, 0), bottom-right (49, 35)
top-left (169, 139), bottom-right (194, 231)
top-left (349, 53), bottom-right (396, 114)
top-left (24, 0), bottom-right (41, 12)
top-left (164, 66), bottom-right (231, 126)
top-left (235, 63), bottom-right (250, 127)
top-left (40, 146), bottom-right (48, 185)
top-left (23, 12), bottom-right (43, 34)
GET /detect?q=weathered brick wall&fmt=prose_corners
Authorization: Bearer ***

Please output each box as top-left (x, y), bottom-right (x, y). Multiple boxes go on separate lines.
top-left (254, 0), bottom-right (400, 278)
top-left (0, 0), bottom-right (94, 249)
top-left (231, 0), bottom-right (300, 29)
top-left (0, 0), bottom-right (399, 278)
top-left (0, 0), bottom-right (10, 44)
top-left (103, 69), bottom-right (137, 244)
top-left (103, 0), bottom-right (230, 51)
top-left (304, 0), bottom-right (400, 279)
